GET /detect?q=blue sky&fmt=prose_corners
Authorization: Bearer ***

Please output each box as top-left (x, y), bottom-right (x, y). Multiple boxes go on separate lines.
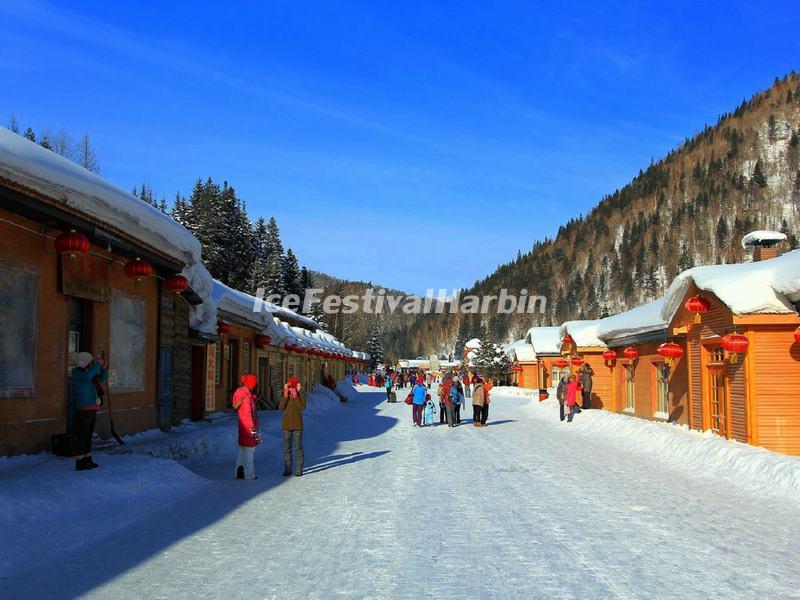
top-left (1, 1), bottom-right (798, 294)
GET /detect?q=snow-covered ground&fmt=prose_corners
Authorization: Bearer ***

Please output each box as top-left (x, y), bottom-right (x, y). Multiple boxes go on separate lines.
top-left (2, 383), bottom-right (799, 599)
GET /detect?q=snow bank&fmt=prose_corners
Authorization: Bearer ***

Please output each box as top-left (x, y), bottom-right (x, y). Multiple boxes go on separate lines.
top-left (490, 385), bottom-right (540, 399)
top-left (662, 249), bottom-right (800, 317)
top-left (522, 397), bottom-right (800, 501)
top-left (0, 129), bottom-right (216, 333)
top-left (595, 298), bottom-right (667, 342)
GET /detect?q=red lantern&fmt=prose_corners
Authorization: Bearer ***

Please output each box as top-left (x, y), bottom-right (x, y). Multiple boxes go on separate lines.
top-left (555, 359), bottom-right (569, 369)
top-left (721, 333), bottom-right (748, 363)
top-left (794, 327), bottom-right (800, 344)
top-left (623, 347), bottom-right (639, 360)
top-left (218, 321), bottom-right (231, 335)
top-left (657, 342), bottom-right (684, 365)
top-left (571, 356), bottom-right (584, 367)
top-left (284, 344), bottom-right (294, 352)
top-left (685, 296), bottom-right (710, 323)
top-left (602, 350), bottom-right (617, 362)
top-left (55, 229), bottom-right (89, 259)
top-left (562, 335), bottom-right (574, 345)
top-left (164, 274), bottom-right (189, 294)
top-left (124, 257), bottom-right (153, 281)
top-left (255, 335), bottom-right (271, 348)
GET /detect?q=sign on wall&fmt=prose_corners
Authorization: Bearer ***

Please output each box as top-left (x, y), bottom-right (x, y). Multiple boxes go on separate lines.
top-left (205, 344), bottom-right (216, 412)
top-left (61, 254), bottom-right (110, 302)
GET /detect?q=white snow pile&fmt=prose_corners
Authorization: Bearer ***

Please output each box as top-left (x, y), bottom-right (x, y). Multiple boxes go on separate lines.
top-left (524, 397), bottom-right (800, 500)
top-left (595, 298), bottom-right (667, 342)
top-left (525, 326), bottom-right (562, 355)
top-left (559, 319), bottom-right (606, 348)
top-left (662, 249), bottom-right (800, 317)
top-left (0, 128), bottom-right (216, 332)
top-left (490, 385), bottom-right (541, 399)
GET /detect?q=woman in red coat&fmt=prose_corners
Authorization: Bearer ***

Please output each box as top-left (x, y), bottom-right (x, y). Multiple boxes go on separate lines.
top-left (234, 374), bottom-right (261, 480)
top-left (565, 374), bottom-right (583, 423)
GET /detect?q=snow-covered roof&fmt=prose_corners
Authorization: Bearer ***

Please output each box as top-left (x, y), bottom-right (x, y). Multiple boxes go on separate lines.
top-left (260, 299), bottom-right (319, 330)
top-left (502, 339), bottom-right (536, 362)
top-left (741, 230), bottom-right (787, 249)
top-left (0, 128), bottom-right (215, 332)
top-left (213, 280), bottom-right (283, 339)
top-left (662, 249), bottom-right (800, 318)
top-left (525, 327), bottom-right (562, 355)
top-left (596, 298), bottom-right (667, 342)
top-left (559, 320), bottom-right (606, 348)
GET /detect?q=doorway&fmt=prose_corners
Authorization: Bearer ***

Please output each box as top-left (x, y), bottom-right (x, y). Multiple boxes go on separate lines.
top-left (190, 345), bottom-right (206, 420)
top-left (66, 297), bottom-right (93, 434)
top-left (158, 346), bottom-right (173, 430)
top-left (704, 345), bottom-right (729, 438)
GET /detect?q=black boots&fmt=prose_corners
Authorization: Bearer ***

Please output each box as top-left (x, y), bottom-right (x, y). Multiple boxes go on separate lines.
top-left (282, 468), bottom-right (292, 477)
top-left (75, 456), bottom-right (98, 471)
top-left (236, 465), bottom-right (245, 479)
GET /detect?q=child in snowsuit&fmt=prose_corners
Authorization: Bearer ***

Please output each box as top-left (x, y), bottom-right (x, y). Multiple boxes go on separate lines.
top-left (423, 394), bottom-right (436, 426)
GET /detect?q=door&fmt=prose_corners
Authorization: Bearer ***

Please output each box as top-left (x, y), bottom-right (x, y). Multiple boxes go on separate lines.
top-left (227, 340), bottom-right (239, 407)
top-left (705, 346), bottom-right (729, 438)
top-left (256, 356), bottom-right (269, 408)
top-left (190, 345), bottom-right (206, 421)
top-left (158, 346), bottom-right (173, 430)
top-left (66, 298), bottom-right (92, 434)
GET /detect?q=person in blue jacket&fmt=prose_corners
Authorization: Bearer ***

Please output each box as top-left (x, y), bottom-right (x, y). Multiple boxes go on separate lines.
top-left (71, 352), bottom-right (107, 471)
top-left (385, 371), bottom-right (394, 402)
top-left (411, 382), bottom-right (427, 426)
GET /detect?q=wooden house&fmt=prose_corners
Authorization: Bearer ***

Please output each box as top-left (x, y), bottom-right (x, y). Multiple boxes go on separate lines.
top-left (558, 320), bottom-right (615, 410)
top-left (0, 128), bottom-right (215, 454)
top-left (662, 244), bottom-right (800, 454)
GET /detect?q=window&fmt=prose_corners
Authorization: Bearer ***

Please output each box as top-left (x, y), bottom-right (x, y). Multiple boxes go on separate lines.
top-left (0, 259), bottom-right (39, 396)
top-left (242, 342), bottom-right (251, 375)
top-left (655, 363), bottom-right (670, 417)
top-left (625, 364), bottom-right (635, 412)
top-left (109, 290), bottom-right (146, 393)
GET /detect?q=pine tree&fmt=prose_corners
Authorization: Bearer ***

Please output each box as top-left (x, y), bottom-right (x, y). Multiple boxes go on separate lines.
top-left (23, 127), bottom-right (36, 142)
top-left (751, 158), bottom-right (768, 188)
top-left (283, 248), bottom-right (303, 299)
top-left (263, 251), bottom-right (286, 299)
top-left (368, 325), bottom-right (385, 369)
top-left (39, 135), bottom-right (52, 150)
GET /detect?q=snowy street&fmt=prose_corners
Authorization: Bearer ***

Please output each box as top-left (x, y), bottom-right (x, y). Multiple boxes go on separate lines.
top-left (3, 384), bottom-right (800, 599)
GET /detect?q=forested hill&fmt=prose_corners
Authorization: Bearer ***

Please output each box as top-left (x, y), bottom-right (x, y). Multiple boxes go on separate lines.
top-left (385, 72), bottom-right (800, 360)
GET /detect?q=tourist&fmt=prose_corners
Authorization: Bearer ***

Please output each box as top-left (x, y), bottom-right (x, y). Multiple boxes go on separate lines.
top-left (462, 373), bottom-right (472, 399)
top-left (385, 371), bottom-right (394, 402)
top-left (70, 352), bottom-right (107, 471)
top-left (423, 393), bottom-right (436, 426)
top-left (447, 382), bottom-right (461, 427)
top-left (411, 379), bottom-right (427, 426)
top-left (556, 373), bottom-right (569, 421)
top-left (452, 377), bottom-right (465, 424)
top-left (566, 373), bottom-right (583, 423)
top-left (472, 377), bottom-right (486, 427)
top-left (438, 377), bottom-right (451, 424)
top-left (280, 376), bottom-right (306, 477)
top-left (233, 374), bottom-right (261, 480)
top-left (580, 363), bottom-right (594, 409)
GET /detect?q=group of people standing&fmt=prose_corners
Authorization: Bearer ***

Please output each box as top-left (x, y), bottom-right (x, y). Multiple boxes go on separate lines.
top-left (556, 363), bottom-right (594, 423)
top-left (232, 373), bottom-right (307, 480)
top-left (399, 372), bottom-right (493, 428)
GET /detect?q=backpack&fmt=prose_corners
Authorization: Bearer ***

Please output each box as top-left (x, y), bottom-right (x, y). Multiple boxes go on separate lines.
top-left (449, 386), bottom-right (459, 403)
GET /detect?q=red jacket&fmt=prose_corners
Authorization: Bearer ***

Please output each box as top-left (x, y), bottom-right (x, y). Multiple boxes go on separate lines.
top-left (566, 381), bottom-right (583, 406)
top-left (233, 386), bottom-right (259, 447)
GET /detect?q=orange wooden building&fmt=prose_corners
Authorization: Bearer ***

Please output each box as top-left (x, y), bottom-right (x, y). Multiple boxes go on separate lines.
top-left (0, 128), bottom-right (215, 454)
top-left (558, 320), bottom-right (615, 410)
top-left (661, 247), bottom-right (800, 455)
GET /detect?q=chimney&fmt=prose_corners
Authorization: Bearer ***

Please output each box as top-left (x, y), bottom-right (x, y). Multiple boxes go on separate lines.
top-left (741, 230), bottom-right (787, 262)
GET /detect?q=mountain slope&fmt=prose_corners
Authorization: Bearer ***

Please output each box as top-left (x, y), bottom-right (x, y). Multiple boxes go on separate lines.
top-left (387, 72), bottom-right (800, 359)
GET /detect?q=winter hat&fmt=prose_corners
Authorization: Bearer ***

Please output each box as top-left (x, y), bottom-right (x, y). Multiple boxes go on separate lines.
top-left (241, 374), bottom-right (257, 389)
top-left (287, 376), bottom-right (300, 388)
top-left (72, 352), bottom-right (94, 369)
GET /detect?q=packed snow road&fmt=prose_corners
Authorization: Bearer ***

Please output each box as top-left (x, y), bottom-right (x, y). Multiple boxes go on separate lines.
top-left (5, 385), bottom-right (800, 599)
